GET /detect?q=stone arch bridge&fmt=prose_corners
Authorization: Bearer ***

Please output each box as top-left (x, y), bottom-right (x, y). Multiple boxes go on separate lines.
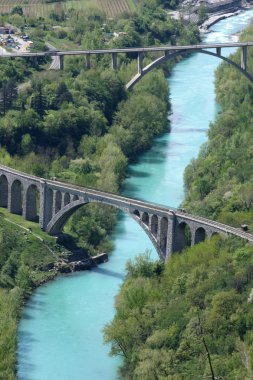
top-left (5, 41), bottom-right (253, 89)
top-left (0, 165), bottom-right (253, 261)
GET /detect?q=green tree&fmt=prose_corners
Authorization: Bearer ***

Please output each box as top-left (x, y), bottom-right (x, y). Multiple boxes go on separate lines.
top-left (11, 5), bottom-right (23, 16)
top-left (30, 82), bottom-right (47, 118)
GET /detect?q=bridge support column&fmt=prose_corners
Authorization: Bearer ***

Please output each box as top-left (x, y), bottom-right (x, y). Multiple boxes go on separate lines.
top-left (191, 228), bottom-right (196, 247)
top-left (43, 186), bottom-right (53, 230)
top-left (157, 216), bottom-right (175, 261)
top-left (241, 46), bottom-right (247, 70)
top-left (138, 52), bottom-right (143, 74)
top-left (59, 55), bottom-right (64, 70)
top-left (112, 53), bottom-right (117, 70)
top-left (216, 47), bottom-right (221, 57)
top-left (7, 182), bottom-right (11, 213)
top-left (86, 53), bottom-right (91, 69)
top-left (39, 180), bottom-right (46, 229)
top-left (165, 217), bottom-right (175, 261)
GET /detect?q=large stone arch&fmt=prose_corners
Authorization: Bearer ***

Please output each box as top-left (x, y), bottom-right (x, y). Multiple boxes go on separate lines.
top-left (0, 174), bottom-right (8, 208)
top-left (46, 200), bottom-right (165, 260)
top-left (25, 184), bottom-right (39, 221)
top-left (10, 179), bottom-right (23, 215)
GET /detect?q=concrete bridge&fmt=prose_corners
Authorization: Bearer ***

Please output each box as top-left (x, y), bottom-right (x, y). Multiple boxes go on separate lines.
top-left (0, 164), bottom-right (253, 261)
top-left (4, 41), bottom-right (253, 89)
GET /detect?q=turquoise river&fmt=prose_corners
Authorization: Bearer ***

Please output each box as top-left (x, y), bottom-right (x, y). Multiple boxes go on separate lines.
top-left (17, 9), bottom-right (253, 380)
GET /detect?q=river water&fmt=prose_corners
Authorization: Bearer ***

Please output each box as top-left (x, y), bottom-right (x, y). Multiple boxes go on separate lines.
top-left (17, 9), bottom-right (253, 380)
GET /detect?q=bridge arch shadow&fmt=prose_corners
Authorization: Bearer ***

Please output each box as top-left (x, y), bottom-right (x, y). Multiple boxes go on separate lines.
top-left (194, 227), bottom-right (206, 245)
top-left (26, 184), bottom-right (40, 221)
top-left (142, 211), bottom-right (149, 226)
top-left (151, 214), bottom-right (158, 239)
top-left (11, 179), bottom-right (23, 215)
top-left (175, 221), bottom-right (192, 252)
top-left (0, 174), bottom-right (8, 208)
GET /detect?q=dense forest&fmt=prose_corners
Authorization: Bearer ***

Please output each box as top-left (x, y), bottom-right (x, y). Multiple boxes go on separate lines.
top-left (104, 237), bottom-right (253, 379)
top-left (0, 1), bottom-right (201, 378)
top-left (103, 23), bottom-right (253, 380)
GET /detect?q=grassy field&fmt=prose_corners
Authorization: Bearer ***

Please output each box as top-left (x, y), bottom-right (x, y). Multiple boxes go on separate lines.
top-left (0, 0), bottom-right (135, 18)
top-left (0, 206), bottom-right (56, 244)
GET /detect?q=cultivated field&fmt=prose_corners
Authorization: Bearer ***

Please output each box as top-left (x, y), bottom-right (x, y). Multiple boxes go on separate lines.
top-left (0, 0), bottom-right (134, 18)
top-left (97, 0), bottom-right (131, 17)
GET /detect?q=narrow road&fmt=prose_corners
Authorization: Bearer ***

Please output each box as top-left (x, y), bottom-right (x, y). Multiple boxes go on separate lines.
top-left (46, 42), bottom-right (60, 70)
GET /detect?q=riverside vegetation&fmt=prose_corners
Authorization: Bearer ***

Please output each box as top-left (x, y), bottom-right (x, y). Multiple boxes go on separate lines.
top-left (0, 1), bottom-right (200, 378)
top-left (103, 23), bottom-right (253, 380)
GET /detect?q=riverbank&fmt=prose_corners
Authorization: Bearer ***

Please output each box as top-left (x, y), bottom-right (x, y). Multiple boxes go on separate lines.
top-left (199, 1), bottom-right (253, 32)
top-left (169, 0), bottom-right (253, 33)
top-left (199, 9), bottom-right (241, 32)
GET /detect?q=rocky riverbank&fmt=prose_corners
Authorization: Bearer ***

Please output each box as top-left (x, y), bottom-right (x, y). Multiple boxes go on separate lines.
top-left (169, 0), bottom-right (253, 32)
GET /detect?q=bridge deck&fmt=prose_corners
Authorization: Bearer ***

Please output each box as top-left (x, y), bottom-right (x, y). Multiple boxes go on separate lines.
top-left (3, 41), bottom-right (253, 58)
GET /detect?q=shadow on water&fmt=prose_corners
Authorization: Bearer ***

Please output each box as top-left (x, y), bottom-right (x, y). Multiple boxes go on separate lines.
top-left (17, 331), bottom-right (38, 379)
top-left (141, 156), bottom-right (166, 164)
top-left (26, 299), bottom-right (45, 308)
top-left (92, 267), bottom-right (125, 280)
top-left (127, 168), bottom-right (151, 178)
top-left (21, 312), bottom-right (34, 320)
top-left (173, 127), bottom-right (207, 133)
top-left (122, 182), bottom-right (139, 195)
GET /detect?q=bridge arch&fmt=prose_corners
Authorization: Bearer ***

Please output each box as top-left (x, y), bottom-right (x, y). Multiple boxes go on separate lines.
top-left (133, 209), bottom-right (141, 218)
top-left (46, 200), bottom-right (165, 260)
top-left (25, 184), bottom-right (39, 221)
top-left (151, 214), bottom-right (158, 239)
top-left (0, 174), bottom-right (8, 208)
top-left (175, 221), bottom-right (192, 252)
top-left (142, 211), bottom-right (149, 226)
top-left (194, 227), bottom-right (206, 244)
top-left (10, 179), bottom-right (23, 215)
top-left (64, 192), bottom-right (70, 206)
top-left (127, 48), bottom-right (253, 89)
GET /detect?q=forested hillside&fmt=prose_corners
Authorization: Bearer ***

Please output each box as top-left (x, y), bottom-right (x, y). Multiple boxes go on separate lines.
top-left (104, 238), bottom-right (253, 379)
top-left (183, 25), bottom-right (253, 230)
top-left (104, 24), bottom-right (253, 379)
